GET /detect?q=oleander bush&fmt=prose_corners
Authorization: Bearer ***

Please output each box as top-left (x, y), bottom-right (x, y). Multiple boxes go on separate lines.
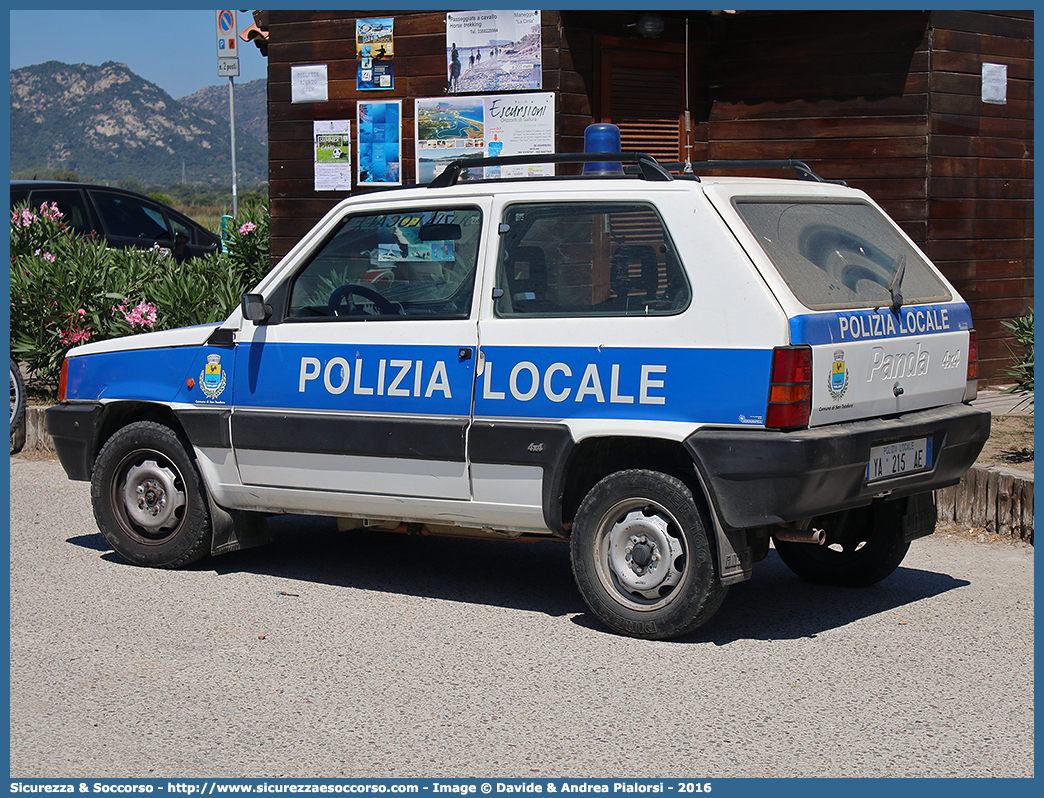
top-left (1000, 309), bottom-right (1033, 398)
top-left (9, 200), bottom-right (271, 397)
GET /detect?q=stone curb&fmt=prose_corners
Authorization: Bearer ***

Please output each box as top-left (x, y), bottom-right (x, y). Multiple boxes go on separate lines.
top-left (12, 405), bottom-right (1034, 544)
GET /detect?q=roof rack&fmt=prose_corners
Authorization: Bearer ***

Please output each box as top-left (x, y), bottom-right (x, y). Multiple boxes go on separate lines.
top-left (638, 159), bottom-right (846, 186)
top-left (426, 152), bottom-right (846, 189)
top-left (427, 151), bottom-right (673, 188)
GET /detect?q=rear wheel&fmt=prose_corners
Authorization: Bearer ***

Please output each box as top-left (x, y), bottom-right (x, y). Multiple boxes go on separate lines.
top-left (570, 469), bottom-right (727, 640)
top-left (773, 501), bottom-right (910, 587)
top-left (91, 421), bottom-right (212, 568)
top-left (10, 359), bottom-right (26, 439)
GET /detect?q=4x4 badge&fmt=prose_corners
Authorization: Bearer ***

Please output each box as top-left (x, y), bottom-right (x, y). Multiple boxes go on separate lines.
top-left (201, 354), bottom-right (227, 400)
top-left (828, 349), bottom-right (849, 400)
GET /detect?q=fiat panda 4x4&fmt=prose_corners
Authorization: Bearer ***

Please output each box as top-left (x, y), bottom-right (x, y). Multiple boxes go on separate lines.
top-left (47, 150), bottom-right (991, 639)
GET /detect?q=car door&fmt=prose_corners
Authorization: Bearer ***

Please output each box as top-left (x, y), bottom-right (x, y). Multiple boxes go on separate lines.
top-left (231, 198), bottom-right (490, 501)
top-left (89, 189), bottom-right (176, 254)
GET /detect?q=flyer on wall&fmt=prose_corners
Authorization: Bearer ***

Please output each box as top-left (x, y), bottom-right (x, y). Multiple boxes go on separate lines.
top-left (358, 101), bottom-right (402, 185)
top-left (415, 92), bottom-right (554, 184)
top-left (446, 10), bottom-right (541, 93)
top-left (313, 119), bottom-right (353, 191)
top-left (357, 17), bottom-right (394, 90)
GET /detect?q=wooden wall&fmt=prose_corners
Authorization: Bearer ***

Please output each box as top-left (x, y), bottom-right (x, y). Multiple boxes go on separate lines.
top-left (925, 11), bottom-right (1033, 383)
top-left (266, 9), bottom-right (570, 260)
top-left (263, 9), bottom-right (1032, 384)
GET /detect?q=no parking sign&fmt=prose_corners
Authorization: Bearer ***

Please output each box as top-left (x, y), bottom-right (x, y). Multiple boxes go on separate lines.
top-left (216, 9), bottom-right (240, 76)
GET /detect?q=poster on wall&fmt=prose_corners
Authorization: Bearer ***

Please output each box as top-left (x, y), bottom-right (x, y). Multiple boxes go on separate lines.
top-left (313, 119), bottom-right (352, 191)
top-left (357, 18), bottom-right (394, 90)
top-left (291, 64), bottom-right (328, 103)
top-left (415, 92), bottom-right (554, 184)
top-left (446, 10), bottom-right (541, 93)
top-left (357, 101), bottom-right (402, 186)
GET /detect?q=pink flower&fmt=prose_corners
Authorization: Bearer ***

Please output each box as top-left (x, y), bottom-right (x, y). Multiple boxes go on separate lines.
top-left (32, 249), bottom-right (56, 262)
top-left (39, 202), bottom-right (63, 221)
top-left (12, 208), bottom-right (36, 228)
top-left (123, 301), bottom-right (158, 329)
top-left (238, 222), bottom-right (257, 235)
top-left (58, 328), bottom-right (92, 346)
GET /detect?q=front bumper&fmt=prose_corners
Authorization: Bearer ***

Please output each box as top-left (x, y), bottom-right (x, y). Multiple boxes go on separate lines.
top-left (46, 402), bottom-right (104, 482)
top-left (684, 403), bottom-right (991, 531)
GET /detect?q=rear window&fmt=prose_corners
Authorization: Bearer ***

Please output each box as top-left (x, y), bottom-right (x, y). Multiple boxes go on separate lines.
top-left (734, 199), bottom-right (951, 310)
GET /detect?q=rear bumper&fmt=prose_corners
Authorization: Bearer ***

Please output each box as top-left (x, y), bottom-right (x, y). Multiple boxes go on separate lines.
top-left (684, 404), bottom-right (991, 531)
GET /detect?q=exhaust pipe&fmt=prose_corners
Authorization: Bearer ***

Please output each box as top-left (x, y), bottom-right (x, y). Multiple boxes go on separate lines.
top-left (773, 526), bottom-right (827, 546)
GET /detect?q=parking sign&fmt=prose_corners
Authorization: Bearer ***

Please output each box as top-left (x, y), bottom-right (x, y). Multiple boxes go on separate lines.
top-left (216, 10), bottom-right (240, 76)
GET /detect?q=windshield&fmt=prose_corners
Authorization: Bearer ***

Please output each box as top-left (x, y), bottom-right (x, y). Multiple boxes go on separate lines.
top-left (734, 199), bottom-right (951, 311)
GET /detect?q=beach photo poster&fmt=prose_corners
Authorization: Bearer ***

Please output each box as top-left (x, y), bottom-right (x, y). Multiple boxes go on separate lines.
top-left (446, 10), bottom-right (541, 93)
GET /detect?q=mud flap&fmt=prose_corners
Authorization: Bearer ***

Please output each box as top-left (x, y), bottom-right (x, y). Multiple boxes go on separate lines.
top-left (208, 497), bottom-right (273, 556)
top-left (902, 492), bottom-right (938, 542)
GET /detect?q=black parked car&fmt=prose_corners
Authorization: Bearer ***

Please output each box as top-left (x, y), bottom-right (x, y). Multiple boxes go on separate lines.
top-left (10, 180), bottom-right (220, 262)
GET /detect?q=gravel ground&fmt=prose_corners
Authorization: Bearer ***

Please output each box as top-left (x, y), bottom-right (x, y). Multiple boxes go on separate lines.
top-left (9, 458), bottom-right (1034, 779)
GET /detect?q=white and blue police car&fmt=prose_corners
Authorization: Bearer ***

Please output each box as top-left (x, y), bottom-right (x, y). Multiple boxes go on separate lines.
top-left (47, 144), bottom-right (990, 639)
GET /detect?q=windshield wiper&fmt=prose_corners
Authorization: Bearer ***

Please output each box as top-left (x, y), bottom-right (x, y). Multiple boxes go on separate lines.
top-left (889, 253), bottom-right (906, 315)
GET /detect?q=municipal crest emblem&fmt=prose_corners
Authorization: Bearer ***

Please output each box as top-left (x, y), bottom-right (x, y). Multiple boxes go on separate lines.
top-left (200, 353), bottom-right (227, 400)
top-left (828, 349), bottom-right (849, 400)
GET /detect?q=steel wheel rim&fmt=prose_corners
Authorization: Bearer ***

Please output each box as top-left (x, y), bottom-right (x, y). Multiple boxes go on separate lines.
top-left (10, 366), bottom-right (22, 426)
top-left (593, 497), bottom-right (688, 612)
top-left (111, 449), bottom-right (188, 544)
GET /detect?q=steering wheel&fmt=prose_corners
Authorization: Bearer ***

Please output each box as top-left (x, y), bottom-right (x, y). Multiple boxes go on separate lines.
top-left (327, 283), bottom-right (399, 316)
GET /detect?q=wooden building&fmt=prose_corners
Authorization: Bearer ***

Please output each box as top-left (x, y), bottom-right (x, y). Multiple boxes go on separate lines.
top-left (258, 9), bottom-right (1032, 383)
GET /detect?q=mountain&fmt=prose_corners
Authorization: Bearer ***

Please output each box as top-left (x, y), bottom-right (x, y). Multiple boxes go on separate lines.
top-left (179, 78), bottom-right (268, 147)
top-left (10, 61), bottom-right (268, 186)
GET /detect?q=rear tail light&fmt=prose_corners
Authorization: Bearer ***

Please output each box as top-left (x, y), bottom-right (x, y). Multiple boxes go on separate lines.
top-left (766, 346), bottom-right (812, 429)
top-left (58, 358), bottom-right (68, 402)
top-left (963, 328), bottom-right (979, 402)
top-left (967, 328), bottom-right (979, 383)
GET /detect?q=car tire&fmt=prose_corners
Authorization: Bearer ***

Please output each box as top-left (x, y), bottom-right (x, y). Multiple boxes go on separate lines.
top-left (772, 501), bottom-right (910, 587)
top-left (570, 469), bottom-right (727, 640)
top-left (10, 358), bottom-right (26, 439)
top-left (91, 421), bottom-right (212, 568)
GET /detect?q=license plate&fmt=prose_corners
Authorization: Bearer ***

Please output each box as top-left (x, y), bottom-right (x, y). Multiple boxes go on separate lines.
top-left (865, 437), bottom-right (933, 482)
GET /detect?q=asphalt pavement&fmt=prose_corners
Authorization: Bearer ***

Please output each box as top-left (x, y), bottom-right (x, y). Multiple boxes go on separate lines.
top-left (8, 457), bottom-right (1034, 779)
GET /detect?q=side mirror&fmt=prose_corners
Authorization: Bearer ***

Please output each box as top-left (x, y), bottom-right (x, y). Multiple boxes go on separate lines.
top-left (241, 293), bottom-right (272, 324)
top-left (173, 231), bottom-right (189, 257)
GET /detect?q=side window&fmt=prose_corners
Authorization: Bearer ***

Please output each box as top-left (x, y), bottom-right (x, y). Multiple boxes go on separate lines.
top-left (494, 202), bottom-right (690, 317)
top-left (93, 192), bottom-right (171, 241)
top-left (288, 207), bottom-right (482, 319)
top-left (169, 214), bottom-right (196, 245)
top-left (27, 189), bottom-right (92, 235)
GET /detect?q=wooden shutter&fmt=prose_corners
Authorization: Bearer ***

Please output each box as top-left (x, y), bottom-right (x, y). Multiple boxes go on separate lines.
top-left (599, 41), bottom-right (687, 161)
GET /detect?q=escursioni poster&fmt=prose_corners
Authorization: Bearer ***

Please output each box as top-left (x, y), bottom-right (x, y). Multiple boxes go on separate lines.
top-left (415, 92), bottom-right (554, 184)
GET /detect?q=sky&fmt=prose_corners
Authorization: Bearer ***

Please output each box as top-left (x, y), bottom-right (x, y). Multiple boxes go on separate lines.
top-left (8, 9), bottom-right (269, 99)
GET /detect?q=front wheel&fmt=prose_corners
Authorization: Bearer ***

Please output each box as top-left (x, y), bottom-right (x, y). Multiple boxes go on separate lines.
top-left (91, 421), bottom-right (212, 568)
top-left (772, 500), bottom-right (910, 587)
top-left (570, 469), bottom-right (727, 640)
